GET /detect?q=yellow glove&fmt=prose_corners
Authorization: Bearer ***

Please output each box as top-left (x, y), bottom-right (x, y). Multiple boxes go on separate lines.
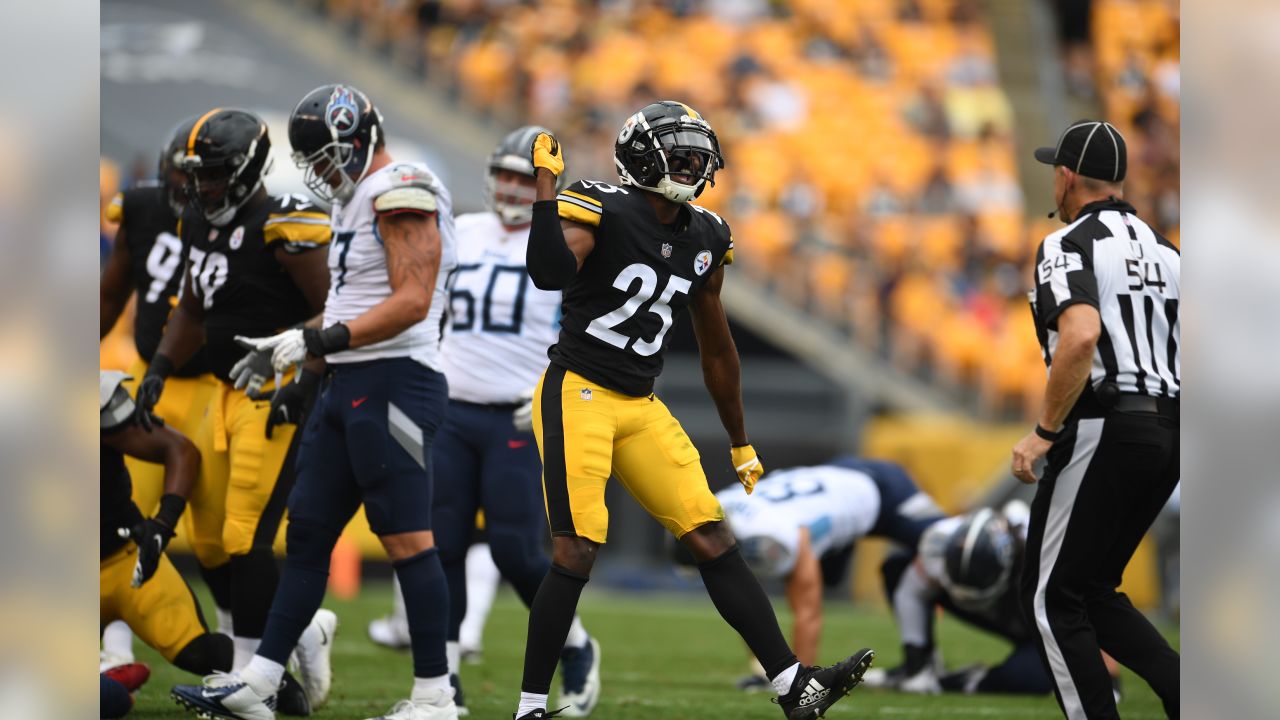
top-left (531, 132), bottom-right (565, 177)
top-left (731, 444), bottom-right (764, 495)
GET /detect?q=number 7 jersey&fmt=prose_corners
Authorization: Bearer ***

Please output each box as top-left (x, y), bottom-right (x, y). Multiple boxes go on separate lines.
top-left (550, 179), bottom-right (734, 397)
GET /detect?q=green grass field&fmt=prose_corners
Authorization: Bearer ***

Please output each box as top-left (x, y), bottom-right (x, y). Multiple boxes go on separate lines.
top-left (129, 581), bottom-right (1177, 719)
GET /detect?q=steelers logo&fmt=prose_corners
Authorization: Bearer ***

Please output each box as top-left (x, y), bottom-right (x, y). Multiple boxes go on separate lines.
top-left (693, 250), bottom-right (713, 276)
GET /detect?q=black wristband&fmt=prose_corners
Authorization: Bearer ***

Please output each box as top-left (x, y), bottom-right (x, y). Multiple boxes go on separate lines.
top-left (149, 353), bottom-right (176, 380)
top-left (303, 323), bottom-right (351, 357)
top-left (154, 493), bottom-right (186, 532)
top-left (1034, 424), bottom-right (1062, 442)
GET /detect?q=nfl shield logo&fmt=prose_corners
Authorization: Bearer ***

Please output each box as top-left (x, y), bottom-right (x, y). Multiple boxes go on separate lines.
top-left (661, 243), bottom-right (673, 259)
top-left (580, 388), bottom-right (593, 401)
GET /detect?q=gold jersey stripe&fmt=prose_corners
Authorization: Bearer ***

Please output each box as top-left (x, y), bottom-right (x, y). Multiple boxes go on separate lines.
top-left (265, 212), bottom-right (330, 226)
top-left (263, 221), bottom-right (332, 246)
top-left (104, 192), bottom-right (125, 223)
top-left (558, 200), bottom-right (602, 227)
top-left (721, 248), bottom-right (734, 265)
top-left (559, 190), bottom-right (602, 208)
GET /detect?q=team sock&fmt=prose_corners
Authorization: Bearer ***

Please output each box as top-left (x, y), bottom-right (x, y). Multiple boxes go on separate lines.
top-left (395, 547), bottom-right (451, 678)
top-left (242, 655), bottom-right (285, 697)
top-left (101, 620), bottom-right (134, 663)
top-left (446, 641), bottom-right (461, 675)
top-left (412, 674), bottom-right (451, 702)
top-left (232, 636), bottom-right (260, 671)
top-left (521, 564), bottom-right (588, 694)
top-left (697, 545), bottom-right (799, 680)
top-left (564, 616), bottom-right (589, 650)
top-left (516, 691), bottom-right (549, 717)
top-left (772, 663), bottom-right (801, 695)
top-left (229, 548), bottom-right (279, 641)
top-left (200, 562), bottom-right (234, 620)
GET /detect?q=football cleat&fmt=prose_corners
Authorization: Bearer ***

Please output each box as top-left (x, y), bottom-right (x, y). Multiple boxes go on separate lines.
top-left (459, 645), bottom-right (483, 666)
top-left (514, 709), bottom-right (568, 719)
top-left (170, 671), bottom-right (277, 720)
top-left (774, 648), bottom-right (875, 720)
top-left (276, 671), bottom-right (311, 717)
top-left (295, 609), bottom-right (338, 708)
top-left (102, 661), bottom-right (151, 693)
top-left (939, 664), bottom-right (988, 694)
top-left (364, 689), bottom-right (458, 720)
top-left (735, 673), bottom-right (772, 693)
top-left (451, 674), bottom-right (468, 717)
top-left (368, 615), bottom-right (412, 651)
top-left (556, 636), bottom-right (600, 717)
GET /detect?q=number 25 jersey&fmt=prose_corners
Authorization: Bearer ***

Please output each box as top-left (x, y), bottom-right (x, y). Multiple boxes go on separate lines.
top-left (550, 180), bottom-right (734, 397)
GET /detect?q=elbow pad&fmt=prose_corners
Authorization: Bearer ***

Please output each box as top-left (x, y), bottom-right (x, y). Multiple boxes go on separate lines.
top-left (526, 200), bottom-right (579, 290)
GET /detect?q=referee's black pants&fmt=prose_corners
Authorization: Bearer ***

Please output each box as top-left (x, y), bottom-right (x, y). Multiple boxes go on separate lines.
top-left (1020, 407), bottom-right (1180, 720)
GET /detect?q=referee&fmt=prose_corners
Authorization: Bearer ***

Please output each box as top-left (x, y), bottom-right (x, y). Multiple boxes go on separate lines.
top-left (1010, 120), bottom-right (1180, 720)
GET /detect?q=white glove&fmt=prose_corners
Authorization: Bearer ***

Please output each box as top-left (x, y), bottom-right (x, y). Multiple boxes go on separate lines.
top-left (512, 387), bottom-right (536, 433)
top-left (229, 344), bottom-right (275, 396)
top-left (235, 329), bottom-right (307, 374)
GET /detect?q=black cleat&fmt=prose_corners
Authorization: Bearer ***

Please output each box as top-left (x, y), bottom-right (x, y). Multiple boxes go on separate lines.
top-left (276, 671), bottom-right (311, 716)
top-left (514, 707), bottom-right (568, 719)
top-left (775, 648), bottom-right (875, 719)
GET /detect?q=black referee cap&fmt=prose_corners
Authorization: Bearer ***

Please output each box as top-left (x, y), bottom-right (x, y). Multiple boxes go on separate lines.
top-left (1034, 120), bottom-right (1127, 182)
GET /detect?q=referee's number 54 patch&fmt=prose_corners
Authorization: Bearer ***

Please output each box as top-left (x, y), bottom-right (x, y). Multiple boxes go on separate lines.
top-left (1038, 252), bottom-right (1083, 284)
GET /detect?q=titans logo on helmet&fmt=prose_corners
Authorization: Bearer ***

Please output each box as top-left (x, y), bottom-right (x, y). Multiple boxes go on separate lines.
top-left (325, 86), bottom-right (360, 137)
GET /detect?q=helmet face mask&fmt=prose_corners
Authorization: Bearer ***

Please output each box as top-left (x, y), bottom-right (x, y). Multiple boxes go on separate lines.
top-left (288, 85), bottom-right (382, 205)
top-left (180, 110), bottom-right (271, 227)
top-left (615, 102), bottom-right (724, 204)
top-left (482, 125), bottom-right (560, 227)
top-left (160, 116), bottom-right (198, 218)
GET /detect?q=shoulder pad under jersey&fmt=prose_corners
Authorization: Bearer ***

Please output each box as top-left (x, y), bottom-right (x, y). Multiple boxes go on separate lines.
top-left (373, 164), bottom-right (439, 215)
top-left (264, 193), bottom-right (331, 250)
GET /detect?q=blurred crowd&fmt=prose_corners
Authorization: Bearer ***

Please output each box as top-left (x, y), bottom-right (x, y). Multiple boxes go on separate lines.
top-left (109, 0), bottom-right (1176, 420)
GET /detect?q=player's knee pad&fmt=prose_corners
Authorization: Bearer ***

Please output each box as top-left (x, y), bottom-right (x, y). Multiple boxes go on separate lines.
top-left (285, 519), bottom-right (342, 571)
top-left (172, 631), bottom-right (233, 675)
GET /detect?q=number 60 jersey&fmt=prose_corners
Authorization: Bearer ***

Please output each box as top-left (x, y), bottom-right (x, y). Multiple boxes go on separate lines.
top-left (549, 179), bottom-right (735, 397)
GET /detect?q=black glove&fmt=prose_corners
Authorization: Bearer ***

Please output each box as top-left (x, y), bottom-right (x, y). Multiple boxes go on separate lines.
top-left (250, 368), bottom-right (322, 439)
top-left (133, 354), bottom-right (174, 432)
top-left (119, 493), bottom-right (184, 587)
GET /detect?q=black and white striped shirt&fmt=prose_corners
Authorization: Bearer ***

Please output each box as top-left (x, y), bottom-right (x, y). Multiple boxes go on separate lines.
top-left (1029, 198), bottom-right (1180, 398)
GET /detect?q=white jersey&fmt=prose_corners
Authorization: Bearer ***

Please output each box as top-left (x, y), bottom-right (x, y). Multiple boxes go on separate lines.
top-left (323, 161), bottom-right (457, 370)
top-left (443, 212), bottom-right (561, 404)
top-left (717, 465), bottom-right (882, 578)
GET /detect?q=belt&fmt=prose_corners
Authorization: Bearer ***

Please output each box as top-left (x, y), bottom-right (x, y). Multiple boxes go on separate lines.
top-left (1110, 393), bottom-right (1179, 416)
top-left (451, 399), bottom-right (523, 412)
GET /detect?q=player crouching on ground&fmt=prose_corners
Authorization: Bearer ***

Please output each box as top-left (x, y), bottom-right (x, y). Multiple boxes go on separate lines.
top-left (100, 371), bottom-right (233, 694)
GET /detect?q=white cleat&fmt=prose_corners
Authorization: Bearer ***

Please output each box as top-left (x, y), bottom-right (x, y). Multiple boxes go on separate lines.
top-left (365, 689), bottom-right (458, 720)
top-left (557, 636), bottom-right (601, 717)
top-left (899, 666), bottom-right (943, 695)
top-left (295, 608), bottom-right (338, 708)
top-left (170, 671), bottom-right (277, 720)
top-left (368, 615), bottom-right (412, 650)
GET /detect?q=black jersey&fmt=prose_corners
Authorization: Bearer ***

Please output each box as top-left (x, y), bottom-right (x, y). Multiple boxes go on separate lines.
top-left (101, 444), bottom-right (142, 560)
top-left (105, 184), bottom-right (210, 377)
top-left (180, 193), bottom-right (331, 382)
top-left (549, 180), bottom-right (735, 396)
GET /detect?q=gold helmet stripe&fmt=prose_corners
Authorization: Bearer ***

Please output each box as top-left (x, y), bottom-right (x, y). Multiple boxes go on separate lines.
top-left (186, 107), bottom-right (223, 157)
top-left (676, 102), bottom-right (700, 120)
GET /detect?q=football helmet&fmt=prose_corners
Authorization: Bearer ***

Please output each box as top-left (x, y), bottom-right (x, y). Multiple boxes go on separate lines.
top-left (288, 84), bottom-right (383, 204)
top-left (179, 108), bottom-right (272, 227)
top-left (159, 115), bottom-right (198, 217)
top-left (484, 125), bottom-right (562, 226)
top-left (614, 100), bottom-right (724, 204)
top-left (941, 508), bottom-right (1016, 610)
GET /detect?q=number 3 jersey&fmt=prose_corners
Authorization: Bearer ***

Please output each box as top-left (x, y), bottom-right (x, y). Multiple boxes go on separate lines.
top-left (180, 194), bottom-right (331, 382)
top-left (715, 465), bottom-right (882, 579)
top-left (444, 212), bottom-right (561, 404)
top-left (550, 180), bottom-right (735, 397)
top-left (322, 161), bottom-right (457, 371)
top-left (105, 183), bottom-right (209, 376)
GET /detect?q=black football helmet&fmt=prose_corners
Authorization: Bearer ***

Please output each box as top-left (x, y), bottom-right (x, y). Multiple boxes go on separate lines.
top-left (179, 109), bottom-right (272, 226)
top-left (159, 115), bottom-right (199, 217)
top-left (941, 508), bottom-right (1016, 610)
top-left (484, 125), bottom-right (565, 226)
top-left (288, 84), bottom-right (383, 204)
top-left (614, 100), bottom-right (724, 204)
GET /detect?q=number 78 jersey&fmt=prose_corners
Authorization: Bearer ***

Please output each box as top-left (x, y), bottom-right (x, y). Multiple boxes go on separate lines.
top-left (549, 179), bottom-right (735, 397)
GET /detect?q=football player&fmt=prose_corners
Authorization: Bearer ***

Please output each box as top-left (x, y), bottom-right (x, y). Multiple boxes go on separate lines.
top-left (100, 370), bottom-right (232, 682)
top-left (512, 103), bottom-right (875, 720)
top-left (173, 84), bottom-right (459, 720)
top-left (868, 504), bottom-right (1125, 699)
top-left (365, 126), bottom-right (601, 716)
top-left (700, 458), bottom-right (946, 687)
top-left (99, 117), bottom-right (230, 670)
top-left (133, 108), bottom-right (336, 711)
